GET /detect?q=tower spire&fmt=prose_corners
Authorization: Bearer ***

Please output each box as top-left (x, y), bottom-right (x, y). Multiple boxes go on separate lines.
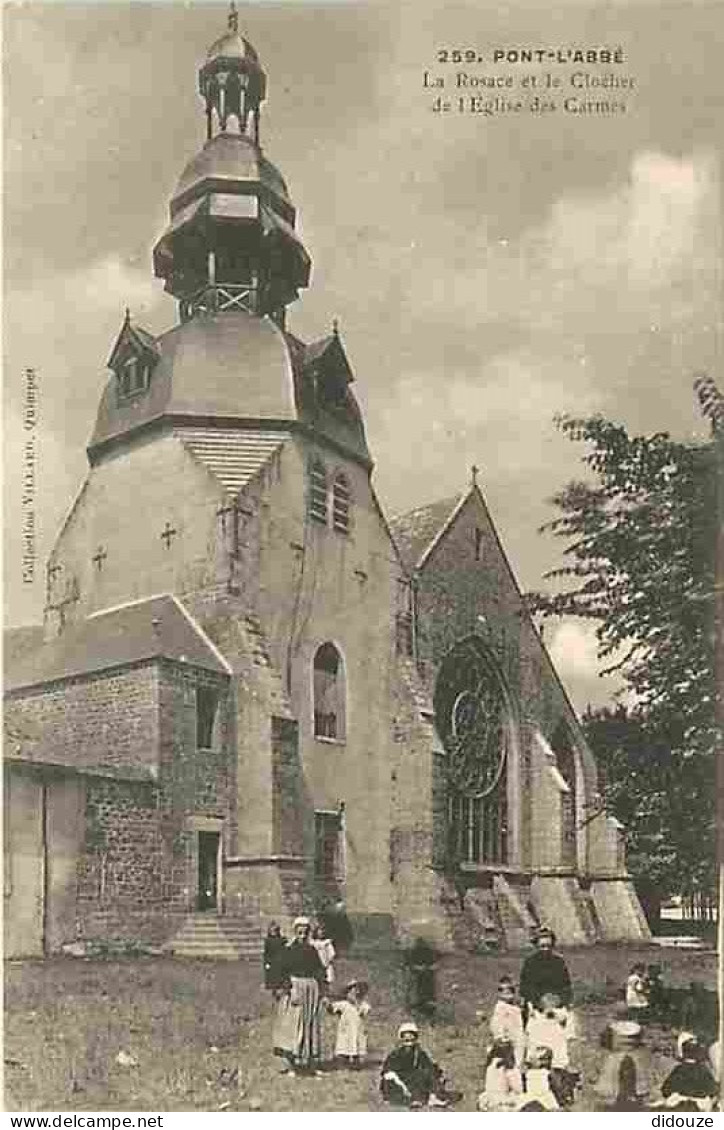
top-left (152, 13), bottom-right (311, 328)
top-left (198, 7), bottom-right (266, 142)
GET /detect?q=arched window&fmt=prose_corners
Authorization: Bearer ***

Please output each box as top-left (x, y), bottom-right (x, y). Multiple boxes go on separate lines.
top-left (332, 473), bottom-right (351, 533)
top-left (551, 721), bottom-right (578, 868)
top-left (313, 642), bottom-right (345, 740)
top-left (434, 638), bottom-right (510, 866)
top-left (308, 459), bottom-right (328, 524)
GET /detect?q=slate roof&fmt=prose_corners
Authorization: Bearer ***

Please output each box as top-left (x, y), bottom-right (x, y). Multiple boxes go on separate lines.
top-left (389, 493), bottom-right (465, 573)
top-left (178, 427), bottom-right (288, 495)
top-left (89, 312), bottom-right (298, 457)
top-left (89, 312), bottom-right (371, 468)
top-left (4, 594), bottom-right (231, 693)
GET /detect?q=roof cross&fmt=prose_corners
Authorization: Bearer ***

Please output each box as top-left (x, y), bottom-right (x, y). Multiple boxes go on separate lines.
top-left (92, 545), bottom-right (108, 571)
top-left (160, 522), bottom-right (178, 549)
top-left (470, 464), bottom-right (479, 487)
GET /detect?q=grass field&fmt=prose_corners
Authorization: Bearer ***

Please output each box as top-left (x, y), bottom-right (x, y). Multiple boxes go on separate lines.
top-left (4, 944), bottom-right (717, 1112)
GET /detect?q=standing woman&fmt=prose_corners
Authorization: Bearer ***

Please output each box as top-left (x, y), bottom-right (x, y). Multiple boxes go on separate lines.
top-left (273, 916), bottom-right (328, 1075)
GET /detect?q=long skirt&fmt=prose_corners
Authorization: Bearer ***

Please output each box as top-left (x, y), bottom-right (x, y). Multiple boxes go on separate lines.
top-left (273, 977), bottom-right (322, 1068)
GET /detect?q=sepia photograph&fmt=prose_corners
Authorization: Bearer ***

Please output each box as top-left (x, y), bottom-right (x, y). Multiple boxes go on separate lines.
top-left (3, 0), bottom-right (723, 1113)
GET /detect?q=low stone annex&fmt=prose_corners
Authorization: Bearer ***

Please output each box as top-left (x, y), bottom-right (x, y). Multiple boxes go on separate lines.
top-left (4, 8), bottom-right (649, 958)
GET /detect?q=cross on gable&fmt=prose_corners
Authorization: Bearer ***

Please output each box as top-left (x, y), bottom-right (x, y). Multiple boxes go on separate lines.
top-left (92, 546), bottom-right (108, 571)
top-left (160, 522), bottom-right (178, 549)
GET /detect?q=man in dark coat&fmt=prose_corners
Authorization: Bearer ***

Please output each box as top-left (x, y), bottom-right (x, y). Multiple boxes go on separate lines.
top-left (519, 927), bottom-right (572, 1019)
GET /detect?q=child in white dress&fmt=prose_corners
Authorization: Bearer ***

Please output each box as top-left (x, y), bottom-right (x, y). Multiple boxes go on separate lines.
top-left (312, 921), bottom-right (336, 986)
top-left (330, 980), bottom-right (370, 1067)
top-left (521, 1047), bottom-right (560, 1111)
top-left (489, 975), bottom-right (525, 1069)
top-left (525, 992), bottom-right (579, 1107)
top-left (477, 1039), bottom-right (524, 1111)
top-left (625, 963), bottom-right (650, 1021)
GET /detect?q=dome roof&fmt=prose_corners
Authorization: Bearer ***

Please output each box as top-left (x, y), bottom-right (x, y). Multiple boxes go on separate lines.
top-left (89, 312), bottom-right (298, 456)
top-left (205, 29), bottom-right (259, 65)
top-left (172, 133), bottom-right (290, 213)
top-left (89, 313), bottom-right (372, 468)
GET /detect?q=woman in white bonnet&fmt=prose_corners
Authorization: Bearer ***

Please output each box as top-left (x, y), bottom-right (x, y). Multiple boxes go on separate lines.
top-left (273, 916), bottom-right (328, 1075)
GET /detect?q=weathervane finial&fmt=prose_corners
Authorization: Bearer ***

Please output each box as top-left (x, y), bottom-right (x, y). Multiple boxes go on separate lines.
top-left (470, 463), bottom-right (479, 487)
top-left (332, 317), bottom-right (340, 337)
top-left (228, 1), bottom-right (238, 32)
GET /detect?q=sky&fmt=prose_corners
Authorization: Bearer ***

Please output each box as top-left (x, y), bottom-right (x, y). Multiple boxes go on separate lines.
top-left (4, 0), bottom-right (723, 710)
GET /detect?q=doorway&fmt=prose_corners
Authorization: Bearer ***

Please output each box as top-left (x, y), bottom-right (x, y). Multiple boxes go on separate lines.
top-left (197, 831), bottom-right (220, 911)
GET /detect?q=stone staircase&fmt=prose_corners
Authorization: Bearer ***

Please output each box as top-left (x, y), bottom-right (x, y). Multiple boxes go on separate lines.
top-left (165, 913), bottom-right (263, 960)
top-left (493, 874), bottom-right (538, 948)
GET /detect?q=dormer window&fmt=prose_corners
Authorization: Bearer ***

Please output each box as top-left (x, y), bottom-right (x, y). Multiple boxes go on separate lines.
top-left (108, 312), bottom-right (160, 405)
top-left (117, 355), bottom-right (149, 401)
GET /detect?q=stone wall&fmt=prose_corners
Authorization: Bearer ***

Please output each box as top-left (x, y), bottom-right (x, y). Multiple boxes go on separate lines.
top-left (6, 658), bottom-right (234, 950)
top-left (45, 431), bottom-right (229, 635)
top-left (5, 665), bottom-right (159, 778)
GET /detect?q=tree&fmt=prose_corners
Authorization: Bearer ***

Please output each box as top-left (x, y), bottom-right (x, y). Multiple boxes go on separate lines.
top-left (533, 414), bottom-right (718, 904)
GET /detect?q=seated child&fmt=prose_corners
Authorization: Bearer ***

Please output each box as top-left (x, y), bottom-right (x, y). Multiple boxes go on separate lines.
top-left (521, 1046), bottom-right (559, 1111)
top-left (594, 1020), bottom-right (651, 1111)
top-left (380, 1022), bottom-right (455, 1108)
top-left (626, 962), bottom-right (650, 1021)
top-left (646, 964), bottom-right (667, 1022)
top-left (329, 979), bottom-right (370, 1067)
top-left (476, 1039), bottom-right (523, 1111)
top-left (525, 991), bottom-right (579, 1107)
top-left (660, 1034), bottom-right (717, 1111)
top-left (489, 975), bottom-right (525, 1068)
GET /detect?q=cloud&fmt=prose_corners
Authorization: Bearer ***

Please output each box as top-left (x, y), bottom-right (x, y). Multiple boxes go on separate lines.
top-left (547, 619), bottom-right (628, 711)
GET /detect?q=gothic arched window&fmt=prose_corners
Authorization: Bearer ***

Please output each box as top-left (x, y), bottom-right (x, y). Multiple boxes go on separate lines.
top-left (313, 642), bottom-right (345, 741)
top-left (434, 638), bottom-right (510, 866)
top-left (308, 459), bottom-right (328, 524)
top-left (551, 720), bottom-right (578, 868)
top-left (332, 472), bottom-right (351, 533)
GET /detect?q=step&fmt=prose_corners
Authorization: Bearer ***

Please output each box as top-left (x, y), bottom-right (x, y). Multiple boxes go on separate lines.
top-left (165, 913), bottom-right (263, 959)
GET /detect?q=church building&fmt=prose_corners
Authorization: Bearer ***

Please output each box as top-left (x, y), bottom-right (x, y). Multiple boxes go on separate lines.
top-left (4, 9), bottom-right (649, 958)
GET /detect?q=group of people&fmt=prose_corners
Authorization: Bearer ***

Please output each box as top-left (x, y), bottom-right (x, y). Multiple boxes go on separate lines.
top-left (262, 918), bottom-right (720, 1110)
top-left (476, 926), bottom-right (578, 1110)
top-left (476, 932), bottom-right (720, 1112)
top-left (264, 916), bottom-right (368, 1076)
